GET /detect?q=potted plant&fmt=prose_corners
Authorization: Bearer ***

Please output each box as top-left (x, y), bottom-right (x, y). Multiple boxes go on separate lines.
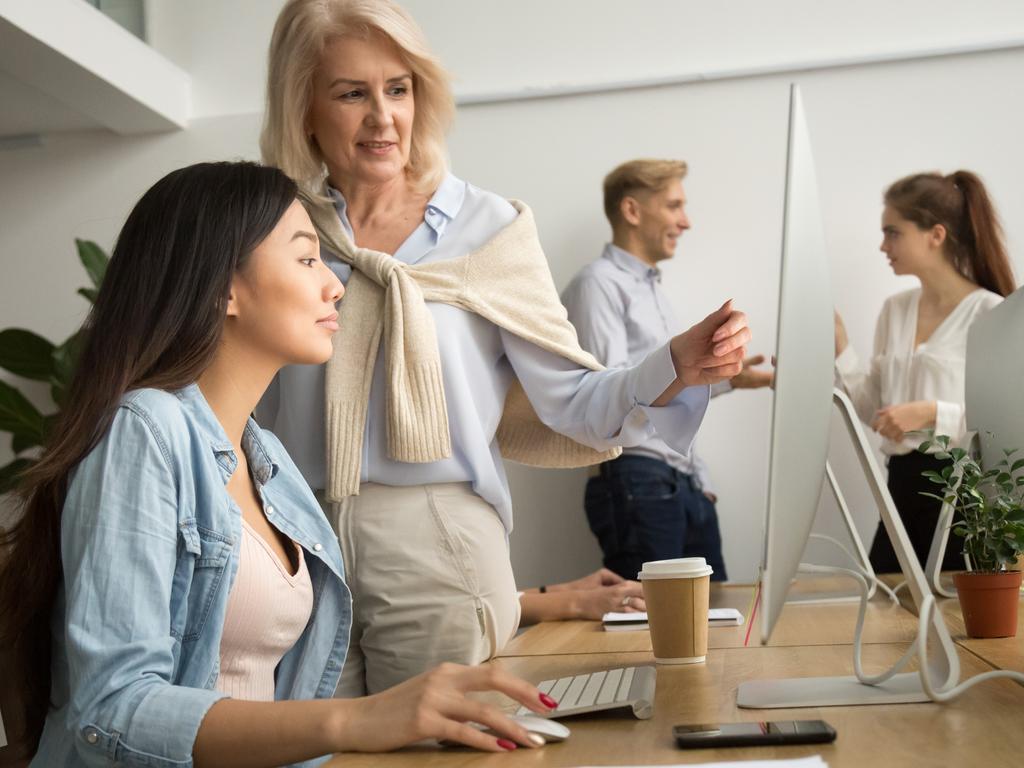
top-left (920, 434), bottom-right (1024, 638)
top-left (0, 240), bottom-right (108, 495)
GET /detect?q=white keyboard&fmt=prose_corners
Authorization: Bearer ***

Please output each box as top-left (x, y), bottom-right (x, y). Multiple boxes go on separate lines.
top-left (516, 665), bottom-right (655, 720)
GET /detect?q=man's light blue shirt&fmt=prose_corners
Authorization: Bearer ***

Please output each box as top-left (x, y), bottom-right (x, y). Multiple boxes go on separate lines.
top-left (562, 243), bottom-right (731, 492)
top-left (259, 174), bottom-right (710, 531)
top-left (33, 385), bottom-right (351, 768)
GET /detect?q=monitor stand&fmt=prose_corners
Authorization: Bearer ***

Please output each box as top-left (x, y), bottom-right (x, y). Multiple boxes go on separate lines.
top-left (786, 459), bottom-right (878, 604)
top-left (738, 389), bottom-right (961, 708)
top-left (738, 671), bottom-right (930, 708)
top-left (923, 488), bottom-right (961, 598)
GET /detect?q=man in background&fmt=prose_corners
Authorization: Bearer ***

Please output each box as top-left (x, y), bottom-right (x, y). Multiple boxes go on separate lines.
top-left (562, 158), bottom-right (772, 581)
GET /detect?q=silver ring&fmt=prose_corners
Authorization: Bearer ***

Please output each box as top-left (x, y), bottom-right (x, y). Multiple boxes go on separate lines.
top-left (621, 596), bottom-right (631, 607)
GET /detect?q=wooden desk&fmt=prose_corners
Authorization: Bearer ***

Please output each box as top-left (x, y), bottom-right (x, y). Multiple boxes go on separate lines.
top-left (885, 575), bottom-right (1024, 673)
top-left (325, 644), bottom-right (1024, 767)
top-left (503, 582), bottom-right (920, 657)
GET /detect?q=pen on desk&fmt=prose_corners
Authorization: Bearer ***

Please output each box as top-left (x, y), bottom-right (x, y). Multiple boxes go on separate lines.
top-left (743, 582), bottom-right (761, 648)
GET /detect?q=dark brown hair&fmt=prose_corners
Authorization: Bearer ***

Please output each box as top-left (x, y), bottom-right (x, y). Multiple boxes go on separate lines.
top-left (884, 170), bottom-right (1016, 297)
top-left (0, 161), bottom-right (297, 754)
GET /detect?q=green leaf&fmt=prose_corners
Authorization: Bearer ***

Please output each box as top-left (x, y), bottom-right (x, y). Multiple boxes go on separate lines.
top-left (77, 287), bottom-right (100, 304)
top-left (1011, 458), bottom-right (1024, 473)
top-left (0, 457), bottom-right (33, 495)
top-left (950, 447), bottom-right (967, 462)
top-left (11, 430), bottom-right (40, 453)
top-left (0, 379), bottom-right (45, 444)
top-left (51, 331), bottom-right (84, 390)
top-left (918, 440), bottom-right (933, 454)
top-left (50, 380), bottom-right (67, 408)
top-left (76, 239), bottom-right (108, 289)
top-left (0, 328), bottom-right (56, 381)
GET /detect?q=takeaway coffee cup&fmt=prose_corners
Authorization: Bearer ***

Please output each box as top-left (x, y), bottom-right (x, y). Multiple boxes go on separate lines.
top-left (639, 557), bottom-right (713, 664)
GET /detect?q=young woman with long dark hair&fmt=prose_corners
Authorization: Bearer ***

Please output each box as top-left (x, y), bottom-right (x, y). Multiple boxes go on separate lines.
top-left (835, 170), bottom-right (1017, 573)
top-left (0, 161), bottom-right (554, 768)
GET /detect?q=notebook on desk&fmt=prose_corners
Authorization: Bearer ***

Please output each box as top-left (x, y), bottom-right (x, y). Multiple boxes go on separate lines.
top-left (602, 607), bottom-right (744, 631)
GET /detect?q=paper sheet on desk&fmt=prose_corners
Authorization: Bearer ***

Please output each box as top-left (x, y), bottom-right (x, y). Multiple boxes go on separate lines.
top-left (575, 756), bottom-right (828, 768)
top-left (602, 607), bottom-right (744, 631)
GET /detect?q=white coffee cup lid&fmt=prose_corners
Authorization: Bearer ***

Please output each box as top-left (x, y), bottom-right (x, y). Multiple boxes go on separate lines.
top-left (638, 557), bottom-right (714, 580)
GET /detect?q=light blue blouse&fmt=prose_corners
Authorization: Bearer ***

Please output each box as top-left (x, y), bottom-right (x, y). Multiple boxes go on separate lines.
top-left (33, 385), bottom-right (351, 768)
top-left (258, 174), bottom-right (710, 532)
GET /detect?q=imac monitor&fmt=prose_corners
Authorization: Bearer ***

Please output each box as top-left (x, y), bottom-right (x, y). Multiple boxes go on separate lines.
top-left (758, 84), bottom-right (835, 644)
top-left (966, 284), bottom-right (1024, 466)
top-left (739, 84), bottom-right (961, 708)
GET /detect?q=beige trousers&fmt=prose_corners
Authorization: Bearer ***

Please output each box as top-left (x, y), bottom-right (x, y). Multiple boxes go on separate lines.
top-left (325, 482), bottom-right (521, 696)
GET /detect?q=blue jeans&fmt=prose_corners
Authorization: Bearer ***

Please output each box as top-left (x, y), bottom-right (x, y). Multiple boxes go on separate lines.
top-left (584, 455), bottom-right (728, 582)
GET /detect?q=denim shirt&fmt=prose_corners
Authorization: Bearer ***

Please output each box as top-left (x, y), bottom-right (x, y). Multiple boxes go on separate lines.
top-left (32, 385), bottom-right (352, 768)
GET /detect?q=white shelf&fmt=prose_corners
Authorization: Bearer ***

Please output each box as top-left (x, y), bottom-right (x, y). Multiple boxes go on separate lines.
top-left (0, 0), bottom-right (190, 138)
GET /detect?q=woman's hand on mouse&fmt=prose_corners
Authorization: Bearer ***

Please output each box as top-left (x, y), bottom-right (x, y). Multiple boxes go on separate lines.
top-left (329, 662), bottom-right (556, 752)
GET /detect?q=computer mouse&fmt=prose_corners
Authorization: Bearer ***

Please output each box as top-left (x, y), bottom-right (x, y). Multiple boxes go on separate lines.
top-left (483, 715), bottom-right (571, 744)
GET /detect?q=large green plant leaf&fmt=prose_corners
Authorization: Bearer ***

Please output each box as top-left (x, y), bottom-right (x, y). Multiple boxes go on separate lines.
top-left (13, 412), bottom-right (58, 454)
top-left (0, 457), bottom-right (33, 495)
top-left (0, 328), bottom-right (56, 381)
top-left (51, 331), bottom-right (84, 392)
top-left (11, 431), bottom-right (39, 453)
top-left (76, 239), bottom-right (108, 290)
top-left (77, 287), bottom-right (99, 304)
top-left (0, 380), bottom-right (45, 441)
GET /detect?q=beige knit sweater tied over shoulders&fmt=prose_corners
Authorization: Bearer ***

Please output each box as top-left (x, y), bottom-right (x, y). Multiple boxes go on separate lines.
top-left (300, 187), bottom-right (621, 502)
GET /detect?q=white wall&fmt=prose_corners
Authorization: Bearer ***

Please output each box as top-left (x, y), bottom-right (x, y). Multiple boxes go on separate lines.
top-left (3, 1), bottom-right (1024, 586)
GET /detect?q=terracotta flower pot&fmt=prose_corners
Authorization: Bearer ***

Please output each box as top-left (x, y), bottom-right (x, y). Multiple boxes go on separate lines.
top-left (953, 570), bottom-right (1023, 638)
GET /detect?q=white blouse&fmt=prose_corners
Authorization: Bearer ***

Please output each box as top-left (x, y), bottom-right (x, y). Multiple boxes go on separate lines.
top-left (836, 286), bottom-right (1002, 456)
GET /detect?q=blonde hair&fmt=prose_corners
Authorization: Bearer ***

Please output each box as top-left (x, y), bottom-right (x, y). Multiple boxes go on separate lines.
top-left (261, 0), bottom-right (454, 194)
top-left (603, 159), bottom-right (688, 229)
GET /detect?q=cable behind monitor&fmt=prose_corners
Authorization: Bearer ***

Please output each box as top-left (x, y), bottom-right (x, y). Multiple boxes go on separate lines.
top-left (799, 562), bottom-right (1024, 702)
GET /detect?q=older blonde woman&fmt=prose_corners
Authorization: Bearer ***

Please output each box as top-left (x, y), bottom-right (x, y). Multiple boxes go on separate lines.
top-left (259, 0), bottom-right (751, 697)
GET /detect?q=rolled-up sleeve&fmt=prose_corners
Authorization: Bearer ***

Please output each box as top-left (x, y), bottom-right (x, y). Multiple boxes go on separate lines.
top-left (501, 330), bottom-right (708, 455)
top-left (61, 406), bottom-right (227, 768)
top-left (935, 399), bottom-right (966, 444)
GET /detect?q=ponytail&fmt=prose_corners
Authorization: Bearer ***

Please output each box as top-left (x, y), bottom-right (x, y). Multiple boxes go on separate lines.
top-left (947, 170), bottom-right (1016, 297)
top-left (884, 170), bottom-right (1017, 297)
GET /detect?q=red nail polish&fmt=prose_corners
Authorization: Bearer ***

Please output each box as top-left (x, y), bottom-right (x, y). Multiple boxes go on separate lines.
top-left (539, 692), bottom-right (558, 709)
top-left (497, 738), bottom-right (517, 751)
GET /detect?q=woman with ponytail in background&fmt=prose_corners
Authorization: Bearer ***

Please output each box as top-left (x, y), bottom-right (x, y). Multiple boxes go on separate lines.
top-left (0, 161), bottom-right (555, 768)
top-left (834, 170), bottom-right (1017, 573)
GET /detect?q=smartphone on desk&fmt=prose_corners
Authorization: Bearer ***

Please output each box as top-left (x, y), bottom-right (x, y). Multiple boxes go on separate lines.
top-left (674, 720), bottom-right (836, 749)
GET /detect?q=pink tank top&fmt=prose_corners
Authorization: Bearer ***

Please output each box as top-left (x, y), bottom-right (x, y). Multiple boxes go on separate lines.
top-left (216, 517), bottom-right (314, 701)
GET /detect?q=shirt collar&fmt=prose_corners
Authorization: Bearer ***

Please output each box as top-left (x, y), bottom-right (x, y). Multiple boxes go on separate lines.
top-left (325, 172), bottom-right (466, 244)
top-left (602, 242), bottom-right (662, 283)
top-left (175, 384), bottom-right (280, 487)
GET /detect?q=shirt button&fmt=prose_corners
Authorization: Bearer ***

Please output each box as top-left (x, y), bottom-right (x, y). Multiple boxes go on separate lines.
top-left (85, 730), bottom-right (99, 744)
top-left (313, 542), bottom-right (323, 552)
top-left (266, 506), bottom-right (274, 516)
